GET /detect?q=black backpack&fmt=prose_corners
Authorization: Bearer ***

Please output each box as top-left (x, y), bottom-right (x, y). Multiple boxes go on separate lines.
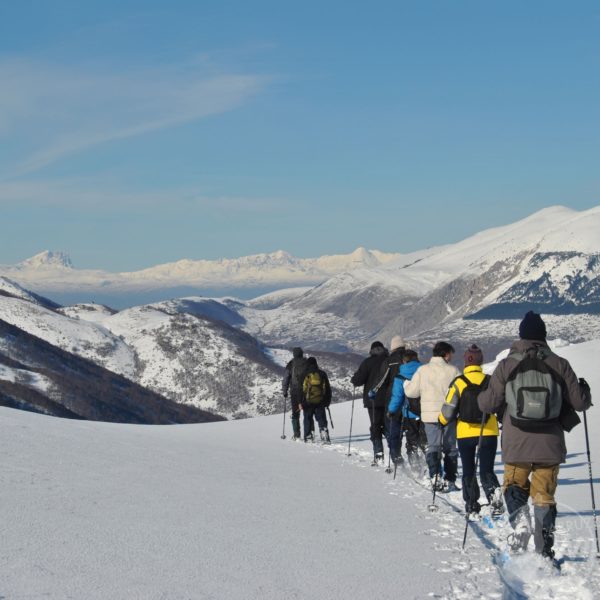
top-left (290, 357), bottom-right (308, 391)
top-left (456, 374), bottom-right (490, 425)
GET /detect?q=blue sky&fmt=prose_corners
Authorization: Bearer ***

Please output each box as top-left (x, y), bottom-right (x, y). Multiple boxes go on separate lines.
top-left (1, 0), bottom-right (599, 270)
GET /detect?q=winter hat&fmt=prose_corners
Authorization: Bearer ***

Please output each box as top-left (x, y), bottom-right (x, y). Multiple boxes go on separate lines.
top-left (390, 336), bottom-right (405, 352)
top-left (370, 341), bottom-right (384, 350)
top-left (292, 347), bottom-right (304, 358)
top-left (463, 344), bottom-right (483, 366)
top-left (306, 356), bottom-right (318, 367)
top-left (519, 311), bottom-right (547, 341)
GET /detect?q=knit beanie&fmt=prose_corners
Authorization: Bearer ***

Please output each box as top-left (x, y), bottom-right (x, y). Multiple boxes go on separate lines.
top-left (370, 341), bottom-right (384, 350)
top-left (463, 344), bottom-right (483, 366)
top-left (390, 336), bottom-right (405, 352)
top-left (519, 311), bottom-right (547, 341)
top-left (292, 347), bottom-right (303, 358)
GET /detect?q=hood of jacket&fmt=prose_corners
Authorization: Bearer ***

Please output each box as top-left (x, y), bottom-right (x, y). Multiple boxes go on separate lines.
top-left (369, 345), bottom-right (388, 358)
top-left (509, 339), bottom-right (550, 355)
top-left (400, 360), bottom-right (420, 380)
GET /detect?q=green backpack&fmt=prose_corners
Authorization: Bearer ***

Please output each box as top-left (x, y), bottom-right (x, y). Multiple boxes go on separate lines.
top-left (305, 371), bottom-right (325, 405)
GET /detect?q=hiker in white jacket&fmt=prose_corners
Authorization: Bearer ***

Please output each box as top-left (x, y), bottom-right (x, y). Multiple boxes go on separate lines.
top-left (404, 341), bottom-right (460, 491)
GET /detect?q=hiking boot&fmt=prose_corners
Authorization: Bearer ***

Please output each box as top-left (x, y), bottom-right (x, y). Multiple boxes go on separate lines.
top-left (291, 435), bottom-right (301, 441)
top-left (443, 480), bottom-right (460, 493)
top-left (319, 428), bottom-right (331, 443)
top-left (466, 501), bottom-right (481, 515)
top-left (304, 433), bottom-right (314, 443)
top-left (392, 455), bottom-right (404, 466)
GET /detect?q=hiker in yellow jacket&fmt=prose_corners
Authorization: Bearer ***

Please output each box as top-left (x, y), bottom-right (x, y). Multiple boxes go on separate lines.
top-left (439, 345), bottom-right (504, 517)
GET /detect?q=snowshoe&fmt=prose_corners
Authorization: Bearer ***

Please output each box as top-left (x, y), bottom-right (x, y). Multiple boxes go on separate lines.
top-left (489, 487), bottom-right (505, 517)
top-left (507, 521), bottom-right (532, 553)
top-left (371, 453), bottom-right (384, 467)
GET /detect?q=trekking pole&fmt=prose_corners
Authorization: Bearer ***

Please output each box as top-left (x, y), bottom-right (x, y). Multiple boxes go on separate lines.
top-left (385, 453), bottom-right (392, 474)
top-left (583, 409), bottom-right (600, 557)
top-left (428, 469), bottom-right (440, 513)
top-left (462, 413), bottom-right (487, 550)
top-left (280, 395), bottom-right (287, 440)
top-left (347, 387), bottom-right (356, 456)
top-left (327, 406), bottom-right (334, 430)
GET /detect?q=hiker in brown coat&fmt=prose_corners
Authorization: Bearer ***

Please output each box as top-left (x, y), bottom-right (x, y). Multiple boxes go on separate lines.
top-left (478, 311), bottom-right (591, 560)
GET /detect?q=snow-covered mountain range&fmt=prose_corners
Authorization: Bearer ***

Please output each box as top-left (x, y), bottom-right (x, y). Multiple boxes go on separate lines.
top-left (1, 204), bottom-right (598, 421)
top-left (207, 205), bottom-right (600, 353)
top-left (0, 246), bottom-right (401, 306)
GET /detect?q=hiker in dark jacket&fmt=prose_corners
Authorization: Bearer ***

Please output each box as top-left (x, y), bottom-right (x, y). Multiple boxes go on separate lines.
top-left (282, 347), bottom-right (309, 440)
top-left (478, 312), bottom-right (592, 559)
top-left (301, 357), bottom-right (332, 443)
top-left (350, 341), bottom-right (390, 464)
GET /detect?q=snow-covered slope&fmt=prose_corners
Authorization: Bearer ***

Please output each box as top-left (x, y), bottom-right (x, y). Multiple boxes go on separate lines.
top-left (0, 287), bottom-right (136, 378)
top-left (0, 275), bottom-right (61, 309)
top-left (0, 319), bottom-right (220, 424)
top-left (1, 338), bottom-right (598, 599)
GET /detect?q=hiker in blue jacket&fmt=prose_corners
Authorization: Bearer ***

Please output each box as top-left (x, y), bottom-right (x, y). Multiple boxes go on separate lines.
top-left (388, 350), bottom-right (427, 470)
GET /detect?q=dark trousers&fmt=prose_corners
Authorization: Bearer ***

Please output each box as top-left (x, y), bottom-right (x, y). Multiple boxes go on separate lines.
top-left (290, 398), bottom-right (302, 438)
top-left (303, 405), bottom-right (327, 439)
top-left (367, 405), bottom-right (388, 455)
top-left (386, 414), bottom-right (403, 461)
top-left (458, 436), bottom-right (500, 511)
top-left (403, 418), bottom-right (427, 456)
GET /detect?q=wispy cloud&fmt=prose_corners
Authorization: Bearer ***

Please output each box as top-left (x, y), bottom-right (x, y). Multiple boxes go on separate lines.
top-left (0, 178), bottom-right (288, 214)
top-left (0, 58), bottom-right (269, 176)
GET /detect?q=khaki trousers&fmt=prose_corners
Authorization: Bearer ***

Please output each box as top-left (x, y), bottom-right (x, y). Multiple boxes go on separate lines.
top-left (503, 462), bottom-right (559, 507)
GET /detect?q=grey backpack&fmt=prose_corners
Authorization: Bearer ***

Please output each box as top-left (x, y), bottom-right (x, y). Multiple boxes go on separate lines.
top-left (505, 347), bottom-right (564, 429)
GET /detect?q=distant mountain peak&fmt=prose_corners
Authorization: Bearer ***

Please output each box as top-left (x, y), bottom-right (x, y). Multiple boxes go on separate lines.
top-left (20, 250), bottom-right (73, 269)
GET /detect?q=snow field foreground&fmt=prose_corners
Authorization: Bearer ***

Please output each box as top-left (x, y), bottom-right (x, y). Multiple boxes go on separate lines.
top-left (2, 339), bottom-right (599, 599)
top-left (1, 405), bottom-right (458, 599)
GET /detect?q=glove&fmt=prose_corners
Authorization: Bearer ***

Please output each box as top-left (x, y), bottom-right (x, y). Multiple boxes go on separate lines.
top-left (437, 417), bottom-right (446, 428)
top-left (368, 389), bottom-right (377, 400)
top-left (283, 393), bottom-right (288, 399)
top-left (387, 411), bottom-right (396, 420)
top-left (579, 378), bottom-right (592, 406)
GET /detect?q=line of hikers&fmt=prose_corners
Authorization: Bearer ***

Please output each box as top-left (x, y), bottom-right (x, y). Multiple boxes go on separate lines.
top-left (282, 311), bottom-right (592, 562)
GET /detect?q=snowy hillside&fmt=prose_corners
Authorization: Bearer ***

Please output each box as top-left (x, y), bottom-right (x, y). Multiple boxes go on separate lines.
top-left (0, 285), bottom-right (136, 378)
top-left (0, 246), bottom-right (400, 306)
top-left (0, 319), bottom-right (220, 424)
top-left (0, 285), bottom-right (358, 420)
top-left (185, 205), bottom-right (600, 352)
top-left (2, 338), bottom-right (599, 598)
